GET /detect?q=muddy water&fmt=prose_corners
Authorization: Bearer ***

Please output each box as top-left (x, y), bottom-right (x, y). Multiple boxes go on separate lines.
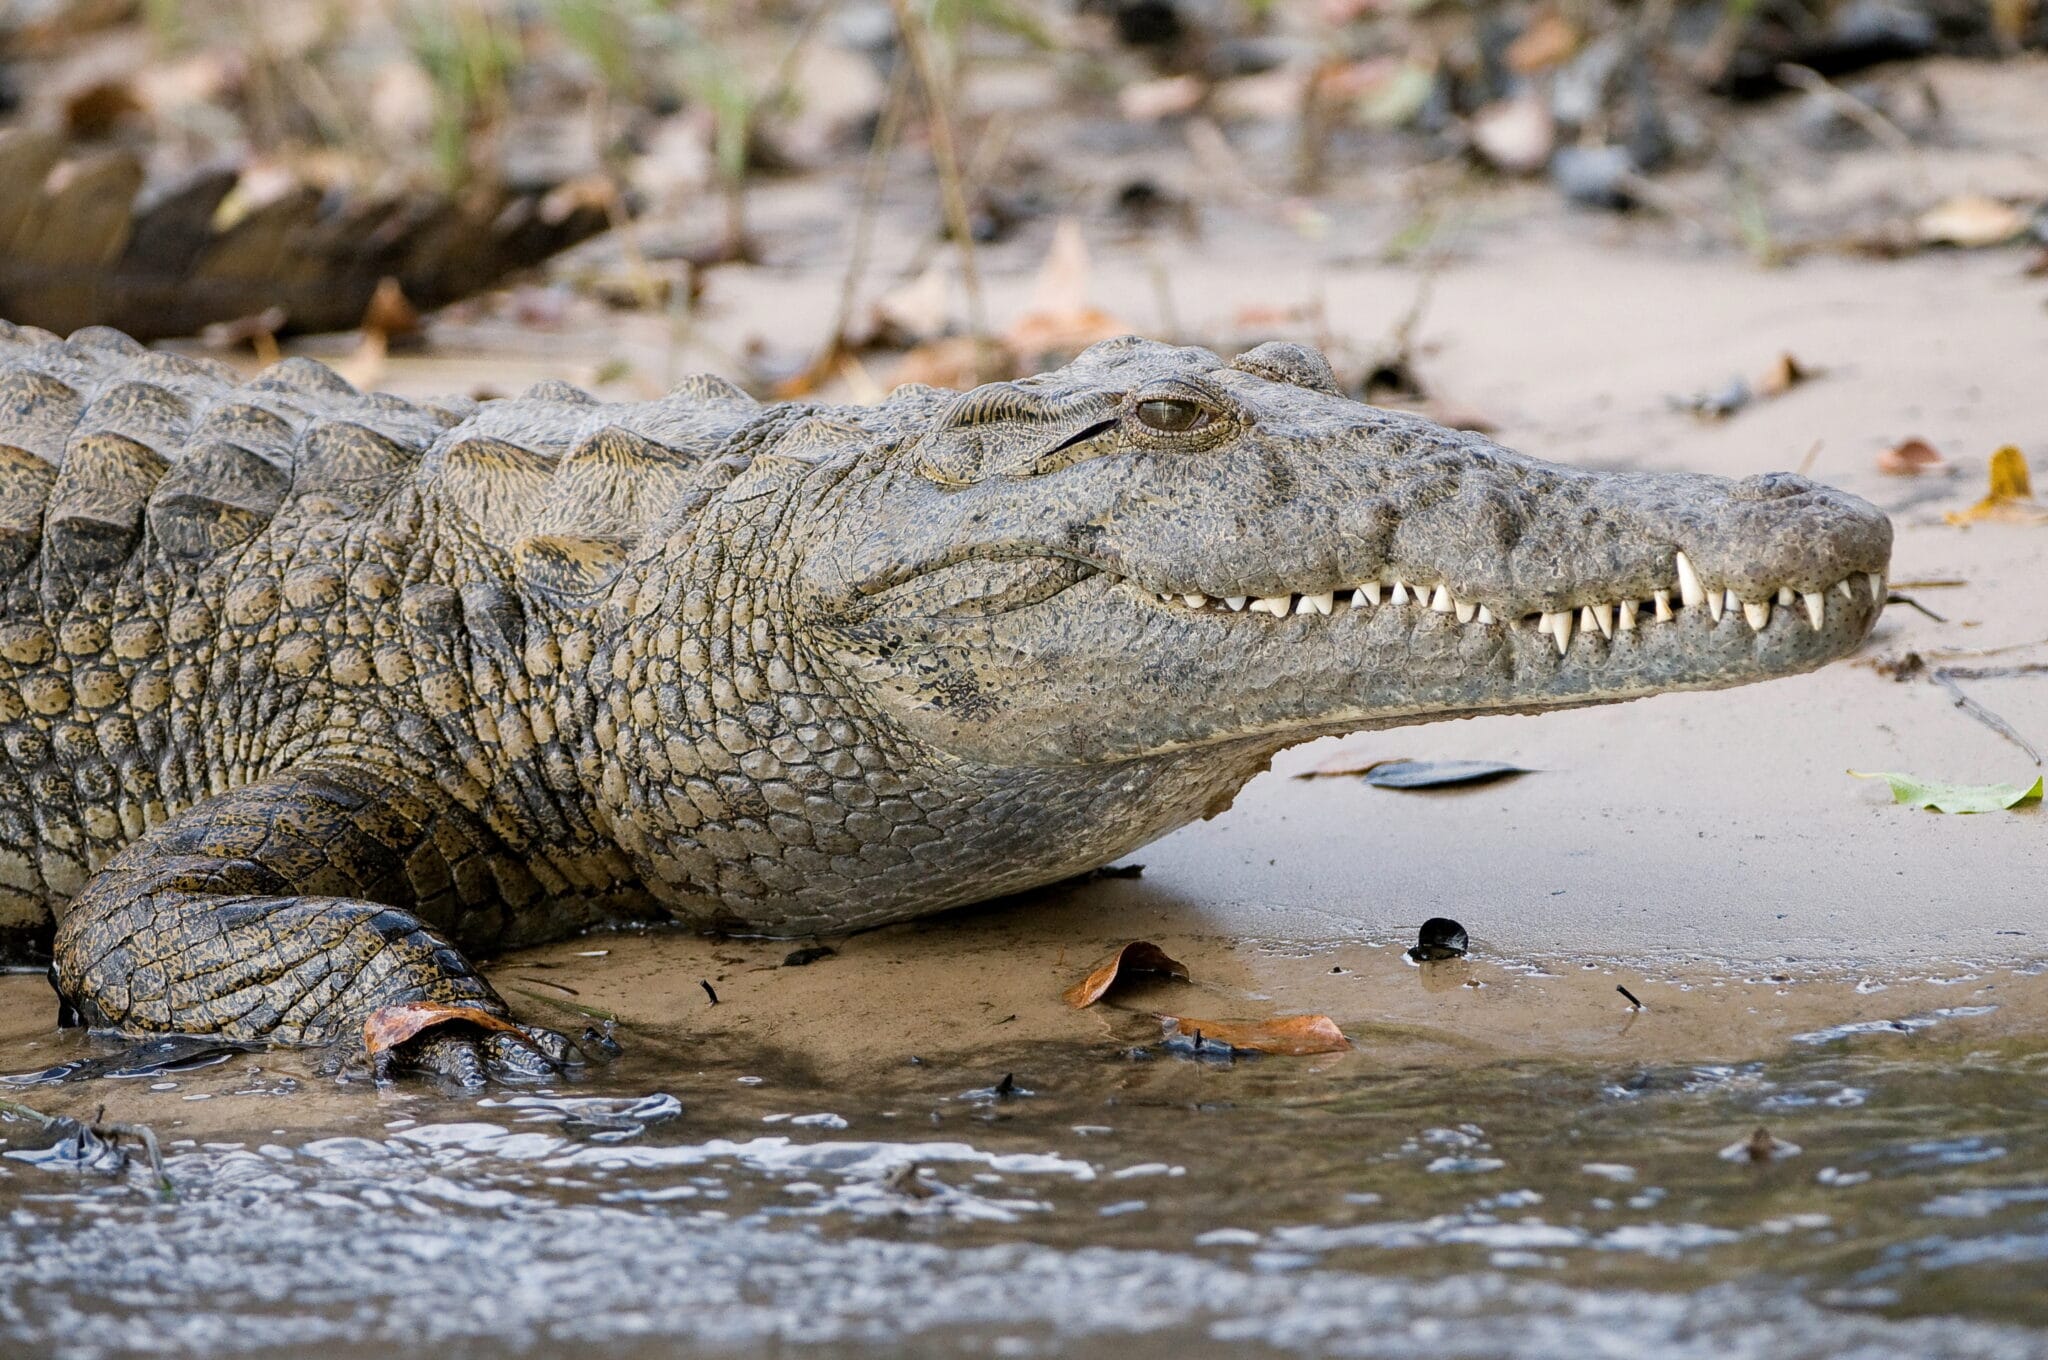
top-left (4, 921), bottom-right (2048, 1359)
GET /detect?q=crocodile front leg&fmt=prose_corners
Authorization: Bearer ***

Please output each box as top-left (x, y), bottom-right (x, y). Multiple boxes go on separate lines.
top-left (50, 763), bottom-right (576, 1085)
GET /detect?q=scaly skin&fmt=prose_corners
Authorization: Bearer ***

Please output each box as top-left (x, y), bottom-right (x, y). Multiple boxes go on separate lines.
top-left (0, 324), bottom-right (1890, 1080)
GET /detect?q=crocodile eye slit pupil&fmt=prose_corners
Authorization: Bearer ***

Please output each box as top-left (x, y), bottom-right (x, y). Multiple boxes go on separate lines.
top-left (1135, 399), bottom-right (1208, 433)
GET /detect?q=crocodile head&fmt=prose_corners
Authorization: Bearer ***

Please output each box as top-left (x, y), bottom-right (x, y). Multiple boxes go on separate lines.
top-left (802, 336), bottom-right (1892, 768)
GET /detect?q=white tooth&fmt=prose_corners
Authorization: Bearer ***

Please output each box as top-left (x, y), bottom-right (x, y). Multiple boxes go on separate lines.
top-left (1653, 589), bottom-right (1674, 622)
top-left (1156, 592), bottom-right (1172, 604)
top-left (1298, 591), bottom-right (1334, 615)
top-left (1726, 588), bottom-right (1742, 617)
top-left (1618, 600), bottom-right (1638, 631)
top-left (1455, 599), bottom-right (1477, 624)
top-left (1675, 552), bottom-right (1706, 609)
top-left (1867, 571), bottom-right (1884, 603)
top-left (1354, 582), bottom-right (1382, 607)
top-left (1776, 586), bottom-right (1794, 607)
top-left (1706, 585), bottom-right (1726, 622)
top-left (1430, 584), bottom-right (1453, 613)
top-left (1251, 595), bottom-right (1292, 616)
top-left (1801, 590), bottom-right (1824, 630)
top-left (1834, 578), bottom-right (1853, 599)
top-left (1183, 593), bottom-right (1208, 608)
top-left (1743, 597), bottom-right (1770, 631)
top-left (1543, 610), bottom-right (1573, 654)
top-left (1476, 604), bottom-right (1495, 625)
top-left (1390, 581), bottom-right (1412, 606)
top-left (1584, 602), bottom-right (1614, 639)
top-left (1225, 596), bottom-right (1247, 611)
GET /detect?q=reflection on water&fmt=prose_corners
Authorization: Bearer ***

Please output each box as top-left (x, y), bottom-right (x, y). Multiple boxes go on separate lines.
top-left (5, 997), bottom-right (2048, 1359)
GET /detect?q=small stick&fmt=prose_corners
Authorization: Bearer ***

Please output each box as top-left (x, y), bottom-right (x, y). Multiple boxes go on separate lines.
top-left (1774, 64), bottom-right (1922, 171)
top-left (1617, 985), bottom-right (1643, 1010)
top-left (889, 0), bottom-right (992, 377)
top-left (699, 980), bottom-right (719, 1005)
top-left (1932, 669), bottom-right (2045, 766)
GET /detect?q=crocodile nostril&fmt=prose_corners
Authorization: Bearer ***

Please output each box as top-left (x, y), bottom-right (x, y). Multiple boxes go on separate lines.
top-left (1733, 472), bottom-right (1815, 501)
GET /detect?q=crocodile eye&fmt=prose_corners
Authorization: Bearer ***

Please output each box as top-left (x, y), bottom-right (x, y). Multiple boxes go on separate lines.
top-left (1134, 398), bottom-right (1210, 433)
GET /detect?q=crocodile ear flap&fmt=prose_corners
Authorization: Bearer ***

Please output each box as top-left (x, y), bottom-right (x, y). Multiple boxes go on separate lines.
top-left (912, 382), bottom-right (1123, 486)
top-left (1229, 341), bottom-right (1343, 396)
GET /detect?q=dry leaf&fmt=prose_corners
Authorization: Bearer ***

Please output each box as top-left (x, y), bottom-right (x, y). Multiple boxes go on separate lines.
top-left (1119, 75), bottom-right (1205, 122)
top-left (889, 336), bottom-right (1007, 391)
top-left (1916, 194), bottom-right (2026, 249)
top-left (1506, 12), bottom-right (1579, 72)
top-left (1876, 437), bottom-right (1951, 476)
top-left (1945, 445), bottom-right (2048, 525)
top-left (872, 262), bottom-right (953, 345)
top-left (1294, 753), bottom-right (1412, 779)
top-left (1003, 218), bottom-right (1131, 361)
top-left (1064, 941), bottom-right (1191, 1008)
top-left (1161, 1014), bottom-right (1352, 1056)
top-left (362, 1002), bottom-right (531, 1057)
top-left (1756, 352), bottom-right (1820, 397)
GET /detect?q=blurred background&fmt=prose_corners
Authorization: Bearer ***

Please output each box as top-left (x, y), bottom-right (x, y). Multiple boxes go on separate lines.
top-left (0, 0), bottom-right (2042, 421)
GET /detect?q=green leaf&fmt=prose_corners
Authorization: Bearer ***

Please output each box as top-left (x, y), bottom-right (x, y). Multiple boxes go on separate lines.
top-left (1849, 770), bottom-right (2045, 814)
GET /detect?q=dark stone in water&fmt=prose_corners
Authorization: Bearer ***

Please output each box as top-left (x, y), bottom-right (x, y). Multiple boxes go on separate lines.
top-left (1409, 917), bottom-right (1470, 962)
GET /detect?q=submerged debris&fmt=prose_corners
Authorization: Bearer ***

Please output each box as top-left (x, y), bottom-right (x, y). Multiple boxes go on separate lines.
top-left (1721, 1126), bottom-right (1802, 1164)
top-left (1158, 1014), bottom-right (1351, 1057)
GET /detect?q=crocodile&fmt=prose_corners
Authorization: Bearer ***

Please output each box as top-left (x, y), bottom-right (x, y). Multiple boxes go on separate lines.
top-left (0, 322), bottom-right (1890, 1081)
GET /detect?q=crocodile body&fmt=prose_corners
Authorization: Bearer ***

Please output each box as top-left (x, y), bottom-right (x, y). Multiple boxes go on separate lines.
top-left (0, 322), bottom-right (1890, 1077)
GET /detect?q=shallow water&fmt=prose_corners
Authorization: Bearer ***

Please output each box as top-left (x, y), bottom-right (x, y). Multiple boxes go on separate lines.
top-left (5, 943), bottom-right (2048, 1359)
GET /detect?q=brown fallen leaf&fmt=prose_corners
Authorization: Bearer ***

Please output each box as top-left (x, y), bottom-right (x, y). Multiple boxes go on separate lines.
top-left (362, 1002), bottom-right (532, 1057)
top-left (1160, 1014), bottom-right (1351, 1057)
top-left (1916, 194), bottom-right (2027, 249)
top-left (1294, 753), bottom-right (1413, 779)
top-left (1003, 218), bottom-right (1133, 363)
top-left (1757, 351), bottom-right (1821, 397)
top-left (1506, 11), bottom-right (1579, 73)
top-left (1876, 437), bottom-right (1951, 476)
top-left (1119, 75), bottom-right (1206, 123)
top-left (1945, 445), bottom-right (2048, 526)
top-left (1065, 941), bottom-right (1190, 1008)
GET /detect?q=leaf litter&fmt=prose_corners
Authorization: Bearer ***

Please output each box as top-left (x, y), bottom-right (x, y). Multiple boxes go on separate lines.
top-left (1064, 941), bottom-right (1190, 1008)
top-left (1945, 446), bottom-right (2048, 526)
top-left (1849, 771), bottom-right (2044, 814)
top-left (1158, 1014), bottom-right (1352, 1057)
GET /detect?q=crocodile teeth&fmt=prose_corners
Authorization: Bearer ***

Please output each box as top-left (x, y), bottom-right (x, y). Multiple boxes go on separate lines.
top-left (1183, 593), bottom-right (1209, 608)
top-left (1584, 602), bottom-right (1614, 639)
top-left (1250, 595), bottom-right (1292, 616)
top-left (1476, 604), bottom-right (1495, 625)
top-left (1802, 590), bottom-right (1824, 630)
top-left (1430, 584), bottom-right (1454, 613)
top-left (1867, 571), bottom-right (1885, 603)
top-left (1835, 579), bottom-right (1854, 599)
top-left (1743, 597), bottom-right (1771, 631)
top-left (1675, 552), bottom-right (1706, 609)
top-left (1705, 585), bottom-right (1726, 622)
top-left (1776, 586), bottom-right (1795, 607)
top-left (1354, 582), bottom-right (1381, 607)
top-left (1455, 599), bottom-right (1478, 624)
top-left (1225, 596), bottom-right (1248, 611)
top-left (1297, 591), bottom-right (1334, 616)
top-left (1390, 581), bottom-right (1412, 606)
top-left (1540, 610), bottom-right (1574, 655)
top-left (1617, 600), bottom-right (1638, 631)
top-left (1653, 589), bottom-right (1674, 622)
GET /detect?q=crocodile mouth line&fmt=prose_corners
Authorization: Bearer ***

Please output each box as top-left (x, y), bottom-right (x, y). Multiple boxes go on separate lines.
top-left (1123, 550), bottom-right (1885, 658)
